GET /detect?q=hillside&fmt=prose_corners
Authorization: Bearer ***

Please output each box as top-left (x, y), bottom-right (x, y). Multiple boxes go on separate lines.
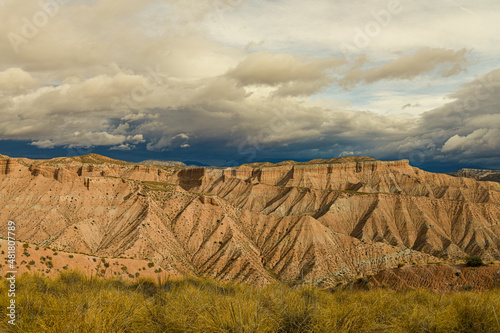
top-left (139, 160), bottom-right (187, 167)
top-left (1, 153), bottom-right (499, 286)
top-left (450, 168), bottom-right (500, 183)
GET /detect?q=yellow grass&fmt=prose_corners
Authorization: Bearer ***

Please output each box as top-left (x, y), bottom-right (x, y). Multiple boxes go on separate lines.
top-left (1, 271), bottom-right (500, 332)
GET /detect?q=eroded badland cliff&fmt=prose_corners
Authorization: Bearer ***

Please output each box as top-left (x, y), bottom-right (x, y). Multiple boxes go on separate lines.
top-left (1, 154), bottom-right (499, 286)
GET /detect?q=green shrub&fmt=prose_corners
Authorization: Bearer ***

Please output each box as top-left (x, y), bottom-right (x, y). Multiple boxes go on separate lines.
top-left (465, 256), bottom-right (484, 267)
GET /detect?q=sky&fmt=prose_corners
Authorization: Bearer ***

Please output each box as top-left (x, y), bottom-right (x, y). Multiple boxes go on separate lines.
top-left (0, 0), bottom-right (499, 171)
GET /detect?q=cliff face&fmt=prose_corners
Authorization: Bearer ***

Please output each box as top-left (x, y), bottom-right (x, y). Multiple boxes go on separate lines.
top-left (451, 168), bottom-right (500, 183)
top-left (0, 154), bottom-right (499, 286)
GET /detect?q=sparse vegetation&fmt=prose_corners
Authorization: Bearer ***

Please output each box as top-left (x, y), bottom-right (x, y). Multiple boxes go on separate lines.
top-left (1, 271), bottom-right (500, 332)
top-left (141, 181), bottom-right (176, 192)
top-left (465, 255), bottom-right (484, 267)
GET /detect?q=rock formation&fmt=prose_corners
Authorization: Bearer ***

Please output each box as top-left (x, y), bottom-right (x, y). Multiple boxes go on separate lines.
top-left (450, 168), bottom-right (500, 183)
top-left (0, 154), bottom-right (499, 286)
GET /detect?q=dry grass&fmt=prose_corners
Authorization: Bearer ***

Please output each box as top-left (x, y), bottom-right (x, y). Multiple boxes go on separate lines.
top-left (1, 271), bottom-right (500, 332)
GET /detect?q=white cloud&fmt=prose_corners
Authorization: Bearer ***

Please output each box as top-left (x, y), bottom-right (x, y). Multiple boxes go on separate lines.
top-left (0, 68), bottom-right (40, 93)
top-left (110, 143), bottom-right (134, 151)
top-left (442, 128), bottom-right (500, 153)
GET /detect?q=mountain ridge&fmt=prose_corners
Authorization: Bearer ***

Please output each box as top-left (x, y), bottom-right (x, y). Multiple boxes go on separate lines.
top-left (1, 153), bottom-right (499, 285)
top-left (450, 168), bottom-right (500, 183)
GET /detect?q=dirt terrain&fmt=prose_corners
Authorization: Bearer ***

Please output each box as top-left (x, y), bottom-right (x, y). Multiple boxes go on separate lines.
top-left (363, 263), bottom-right (500, 292)
top-left (1, 153), bottom-right (499, 287)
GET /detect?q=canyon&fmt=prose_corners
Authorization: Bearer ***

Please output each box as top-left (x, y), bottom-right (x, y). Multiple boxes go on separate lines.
top-left (1, 153), bottom-right (499, 286)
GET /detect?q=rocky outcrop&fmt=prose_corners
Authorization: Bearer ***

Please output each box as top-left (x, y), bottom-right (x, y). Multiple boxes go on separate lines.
top-left (0, 159), bottom-right (28, 177)
top-left (450, 168), bottom-right (500, 183)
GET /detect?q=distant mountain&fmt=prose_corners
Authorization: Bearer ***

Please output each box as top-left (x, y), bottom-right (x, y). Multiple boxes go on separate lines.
top-left (139, 160), bottom-right (187, 167)
top-left (182, 161), bottom-right (210, 167)
top-left (449, 168), bottom-right (500, 183)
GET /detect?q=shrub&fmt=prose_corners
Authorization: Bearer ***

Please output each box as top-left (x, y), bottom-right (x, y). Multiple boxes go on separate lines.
top-left (3, 271), bottom-right (500, 332)
top-left (356, 277), bottom-right (369, 285)
top-left (465, 256), bottom-right (484, 267)
top-left (23, 243), bottom-right (29, 249)
top-left (397, 262), bottom-right (405, 268)
top-left (147, 262), bottom-right (154, 268)
top-left (69, 255), bottom-right (74, 259)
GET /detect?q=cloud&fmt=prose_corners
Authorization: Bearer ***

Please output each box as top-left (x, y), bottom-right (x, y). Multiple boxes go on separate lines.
top-left (146, 133), bottom-right (191, 151)
top-left (227, 51), bottom-right (345, 96)
top-left (30, 139), bottom-right (55, 149)
top-left (110, 143), bottom-right (134, 151)
top-left (442, 128), bottom-right (500, 154)
top-left (338, 151), bottom-right (355, 157)
top-left (127, 134), bottom-right (146, 144)
top-left (339, 48), bottom-right (468, 89)
top-left (0, 0), bottom-right (498, 171)
top-left (0, 68), bottom-right (40, 93)
top-left (368, 68), bottom-right (500, 168)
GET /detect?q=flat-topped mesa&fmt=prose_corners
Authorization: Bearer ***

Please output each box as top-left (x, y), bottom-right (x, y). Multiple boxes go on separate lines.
top-left (220, 159), bottom-right (412, 190)
top-left (453, 168), bottom-right (500, 183)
